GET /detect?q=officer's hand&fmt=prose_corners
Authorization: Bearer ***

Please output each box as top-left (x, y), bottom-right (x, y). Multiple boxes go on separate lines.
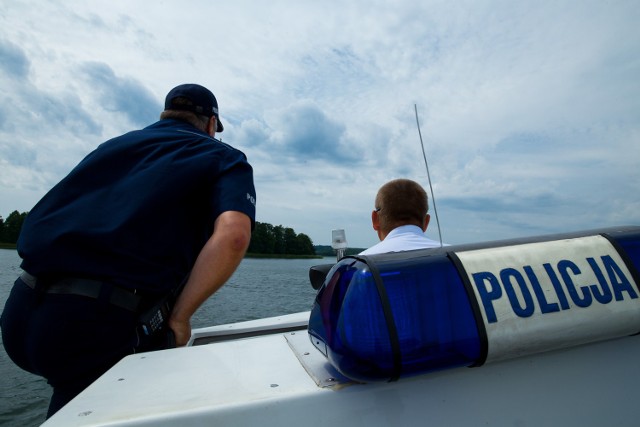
top-left (168, 316), bottom-right (192, 347)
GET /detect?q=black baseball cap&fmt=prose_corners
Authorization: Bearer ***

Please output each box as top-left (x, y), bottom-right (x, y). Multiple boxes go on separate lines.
top-left (164, 84), bottom-right (224, 132)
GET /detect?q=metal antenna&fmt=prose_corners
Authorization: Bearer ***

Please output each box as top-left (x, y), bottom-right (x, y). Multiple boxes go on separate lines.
top-left (414, 104), bottom-right (443, 246)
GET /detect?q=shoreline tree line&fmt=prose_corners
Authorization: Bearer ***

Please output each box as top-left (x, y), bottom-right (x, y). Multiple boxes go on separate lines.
top-left (0, 212), bottom-right (319, 256)
top-left (0, 211), bottom-right (27, 245)
top-left (247, 222), bottom-right (315, 255)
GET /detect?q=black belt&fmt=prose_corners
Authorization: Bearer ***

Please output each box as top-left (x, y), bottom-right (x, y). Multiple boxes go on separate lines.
top-left (20, 272), bottom-right (141, 312)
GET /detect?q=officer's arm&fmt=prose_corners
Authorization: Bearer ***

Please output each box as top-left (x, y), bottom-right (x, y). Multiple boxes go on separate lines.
top-left (168, 210), bottom-right (252, 346)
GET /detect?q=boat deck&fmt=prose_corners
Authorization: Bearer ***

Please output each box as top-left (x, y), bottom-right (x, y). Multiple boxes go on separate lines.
top-left (44, 311), bottom-right (640, 426)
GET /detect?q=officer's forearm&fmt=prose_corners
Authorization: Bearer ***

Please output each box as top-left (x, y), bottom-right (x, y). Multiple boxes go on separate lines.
top-left (169, 211), bottom-right (251, 341)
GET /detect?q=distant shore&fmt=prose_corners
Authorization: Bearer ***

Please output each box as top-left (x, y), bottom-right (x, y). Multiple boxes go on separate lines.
top-left (0, 245), bottom-right (326, 259)
top-left (0, 245), bottom-right (365, 258)
top-left (244, 253), bottom-right (324, 259)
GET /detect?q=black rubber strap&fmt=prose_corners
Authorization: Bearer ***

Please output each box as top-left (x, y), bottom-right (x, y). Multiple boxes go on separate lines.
top-left (600, 232), bottom-right (640, 294)
top-left (600, 232), bottom-right (640, 336)
top-left (352, 255), bottom-right (402, 381)
top-left (447, 252), bottom-right (489, 367)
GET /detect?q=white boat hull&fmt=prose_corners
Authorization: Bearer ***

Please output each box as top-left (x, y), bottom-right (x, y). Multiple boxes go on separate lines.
top-left (43, 311), bottom-right (640, 426)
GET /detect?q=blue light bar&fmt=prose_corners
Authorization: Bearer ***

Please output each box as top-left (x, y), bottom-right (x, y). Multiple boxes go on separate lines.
top-left (308, 226), bottom-right (640, 382)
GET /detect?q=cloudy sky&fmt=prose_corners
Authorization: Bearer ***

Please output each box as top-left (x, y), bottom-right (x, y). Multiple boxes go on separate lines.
top-left (1, 0), bottom-right (639, 248)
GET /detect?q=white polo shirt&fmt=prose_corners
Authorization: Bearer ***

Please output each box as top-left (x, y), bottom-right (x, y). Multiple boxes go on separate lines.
top-left (359, 225), bottom-right (445, 255)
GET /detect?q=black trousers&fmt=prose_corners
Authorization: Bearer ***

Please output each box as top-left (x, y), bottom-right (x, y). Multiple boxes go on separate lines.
top-left (0, 277), bottom-right (168, 418)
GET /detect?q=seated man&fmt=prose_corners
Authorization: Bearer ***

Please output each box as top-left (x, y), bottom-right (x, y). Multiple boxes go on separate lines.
top-left (359, 178), bottom-right (446, 255)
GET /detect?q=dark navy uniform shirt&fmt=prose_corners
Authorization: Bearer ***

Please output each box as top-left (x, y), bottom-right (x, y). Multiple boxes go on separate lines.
top-left (18, 119), bottom-right (256, 292)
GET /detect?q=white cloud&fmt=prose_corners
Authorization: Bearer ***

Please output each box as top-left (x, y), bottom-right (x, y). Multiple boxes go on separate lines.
top-left (0, 0), bottom-right (639, 247)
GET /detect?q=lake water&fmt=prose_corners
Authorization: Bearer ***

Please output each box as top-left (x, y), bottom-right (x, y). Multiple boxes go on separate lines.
top-left (0, 249), bottom-right (332, 426)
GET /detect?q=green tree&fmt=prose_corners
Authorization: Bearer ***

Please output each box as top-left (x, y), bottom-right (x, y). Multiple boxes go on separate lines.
top-left (247, 221), bottom-right (315, 255)
top-left (273, 225), bottom-right (285, 254)
top-left (283, 227), bottom-right (297, 254)
top-left (295, 233), bottom-right (315, 255)
top-left (1, 211), bottom-right (28, 243)
top-left (248, 222), bottom-right (275, 254)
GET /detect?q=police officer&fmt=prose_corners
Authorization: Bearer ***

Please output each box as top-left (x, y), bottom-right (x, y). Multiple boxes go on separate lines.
top-left (0, 83), bottom-right (256, 418)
